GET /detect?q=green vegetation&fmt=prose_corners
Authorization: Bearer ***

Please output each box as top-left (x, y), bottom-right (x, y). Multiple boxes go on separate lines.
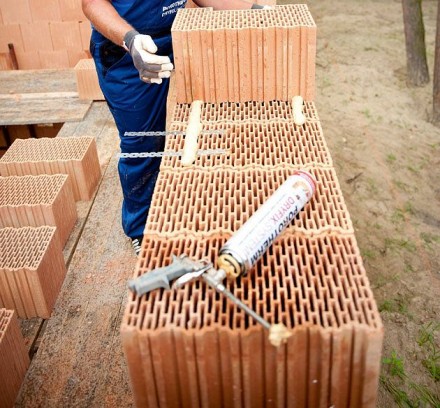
top-left (378, 294), bottom-right (410, 315)
top-left (420, 233), bottom-right (440, 251)
top-left (417, 323), bottom-right (440, 382)
top-left (361, 248), bottom-right (376, 260)
top-left (384, 237), bottom-right (417, 253)
top-left (381, 349), bottom-right (440, 407)
top-left (387, 153), bottom-right (397, 164)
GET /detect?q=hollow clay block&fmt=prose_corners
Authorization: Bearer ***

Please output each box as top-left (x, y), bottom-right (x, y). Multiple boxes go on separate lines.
top-left (263, 22), bottom-right (276, 101)
top-left (171, 29), bottom-right (187, 104)
top-left (305, 25), bottom-right (317, 101)
top-left (238, 27), bottom-right (252, 102)
top-left (0, 309), bottom-right (30, 408)
top-left (299, 25), bottom-right (308, 97)
top-left (181, 100), bottom-right (203, 166)
top-left (289, 24), bottom-right (301, 97)
top-left (200, 28), bottom-right (213, 103)
top-left (292, 95), bottom-right (306, 126)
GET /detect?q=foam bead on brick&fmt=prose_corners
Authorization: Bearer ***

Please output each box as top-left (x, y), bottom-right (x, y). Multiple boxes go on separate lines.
top-left (0, 137), bottom-right (101, 201)
top-left (162, 120), bottom-right (333, 170)
top-left (170, 100), bottom-right (320, 124)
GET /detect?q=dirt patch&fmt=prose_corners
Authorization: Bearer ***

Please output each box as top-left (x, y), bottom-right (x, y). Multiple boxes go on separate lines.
top-left (283, 0), bottom-right (440, 404)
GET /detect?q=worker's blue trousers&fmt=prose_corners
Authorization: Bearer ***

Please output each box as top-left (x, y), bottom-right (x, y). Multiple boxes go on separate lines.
top-left (91, 31), bottom-right (173, 239)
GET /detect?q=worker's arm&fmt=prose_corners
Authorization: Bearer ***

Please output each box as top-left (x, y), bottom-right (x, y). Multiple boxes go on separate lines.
top-left (82, 0), bottom-right (173, 84)
top-left (82, 0), bottom-right (132, 47)
top-left (193, 0), bottom-right (266, 9)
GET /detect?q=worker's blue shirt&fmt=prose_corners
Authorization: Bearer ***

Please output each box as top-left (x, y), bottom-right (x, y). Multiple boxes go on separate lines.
top-left (92, 0), bottom-right (187, 43)
top-left (112, 0), bottom-right (186, 31)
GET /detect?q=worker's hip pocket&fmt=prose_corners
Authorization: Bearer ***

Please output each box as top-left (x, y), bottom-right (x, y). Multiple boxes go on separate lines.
top-left (98, 40), bottom-right (131, 78)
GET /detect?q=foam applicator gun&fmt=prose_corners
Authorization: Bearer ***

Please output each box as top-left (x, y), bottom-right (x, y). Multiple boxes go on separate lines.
top-left (128, 170), bottom-right (316, 347)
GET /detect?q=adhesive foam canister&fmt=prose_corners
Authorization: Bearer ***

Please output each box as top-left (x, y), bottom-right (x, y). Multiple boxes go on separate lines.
top-left (218, 170), bottom-right (316, 278)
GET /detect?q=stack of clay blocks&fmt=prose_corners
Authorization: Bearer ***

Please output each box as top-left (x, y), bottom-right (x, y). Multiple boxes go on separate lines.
top-left (0, 308), bottom-right (30, 407)
top-left (0, 174), bottom-right (77, 248)
top-left (0, 0), bottom-right (90, 70)
top-left (0, 136), bottom-right (101, 201)
top-left (74, 59), bottom-right (105, 101)
top-left (0, 226), bottom-right (66, 319)
top-left (172, 5), bottom-right (316, 103)
top-left (122, 6), bottom-right (383, 408)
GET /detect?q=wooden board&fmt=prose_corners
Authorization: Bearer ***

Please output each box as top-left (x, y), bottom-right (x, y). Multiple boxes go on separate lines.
top-left (0, 96), bottom-right (91, 126)
top-left (0, 69), bottom-right (92, 126)
top-left (0, 69), bottom-right (77, 94)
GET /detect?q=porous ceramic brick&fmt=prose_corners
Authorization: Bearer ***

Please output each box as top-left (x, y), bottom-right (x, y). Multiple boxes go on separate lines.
top-left (0, 0), bottom-right (32, 24)
top-left (121, 233), bottom-right (383, 407)
top-left (145, 167), bottom-right (353, 238)
top-left (39, 50), bottom-right (69, 68)
top-left (0, 226), bottom-right (66, 318)
top-left (0, 308), bottom-right (30, 408)
top-left (0, 137), bottom-right (101, 201)
top-left (50, 21), bottom-right (82, 50)
top-left (58, 0), bottom-right (86, 21)
top-left (0, 24), bottom-right (24, 53)
top-left (171, 5), bottom-right (316, 103)
top-left (0, 174), bottom-right (77, 247)
top-left (74, 58), bottom-right (104, 100)
top-left (15, 50), bottom-right (41, 69)
top-left (20, 22), bottom-right (53, 53)
top-left (262, 14), bottom-right (276, 101)
top-left (162, 120), bottom-right (333, 170)
top-left (68, 49), bottom-right (90, 67)
top-left (29, 0), bottom-right (62, 22)
top-left (79, 21), bottom-right (92, 50)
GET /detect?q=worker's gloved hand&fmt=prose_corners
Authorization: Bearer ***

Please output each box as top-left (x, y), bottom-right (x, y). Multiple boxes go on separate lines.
top-left (251, 4), bottom-right (273, 9)
top-left (123, 30), bottom-right (173, 84)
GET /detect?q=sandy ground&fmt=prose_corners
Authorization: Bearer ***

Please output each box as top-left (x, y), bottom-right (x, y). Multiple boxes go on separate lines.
top-left (287, 0), bottom-right (440, 405)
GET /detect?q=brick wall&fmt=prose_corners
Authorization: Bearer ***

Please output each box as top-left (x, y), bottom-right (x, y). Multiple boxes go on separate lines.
top-left (0, 0), bottom-right (91, 70)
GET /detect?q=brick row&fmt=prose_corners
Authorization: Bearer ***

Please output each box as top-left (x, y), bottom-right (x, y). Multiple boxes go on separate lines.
top-left (162, 120), bottom-right (332, 170)
top-left (125, 234), bottom-right (381, 331)
top-left (0, 308), bottom-right (30, 408)
top-left (121, 234), bottom-right (383, 407)
top-left (172, 5), bottom-right (316, 103)
top-left (0, 0), bottom-right (90, 70)
top-left (170, 100), bottom-right (320, 124)
top-left (0, 174), bottom-right (77, 247)
top-left (0, 226), bottom-right (66, 318)
top-left (0, 136), bottom-right (101, 201)
top-left (122, 325), bottom-right (382, 408)
top-left (145, 167), bottom-right (353, 238)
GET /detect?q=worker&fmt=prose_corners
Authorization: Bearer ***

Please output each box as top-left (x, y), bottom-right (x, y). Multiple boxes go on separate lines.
top-left (82, 0), bottom-right (270, 256)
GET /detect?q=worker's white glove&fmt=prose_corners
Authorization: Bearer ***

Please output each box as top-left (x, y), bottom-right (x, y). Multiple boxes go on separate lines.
top-left (251, 4), bottom-right (273, 9)
top-left (123, 30), bottom-right (173, 84)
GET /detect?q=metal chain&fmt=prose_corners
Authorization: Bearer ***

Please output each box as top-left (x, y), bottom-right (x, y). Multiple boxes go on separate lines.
top-left (118, 149), bottom-right (228, 158)
top-left (124, 130), bottom-right (225, 137)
